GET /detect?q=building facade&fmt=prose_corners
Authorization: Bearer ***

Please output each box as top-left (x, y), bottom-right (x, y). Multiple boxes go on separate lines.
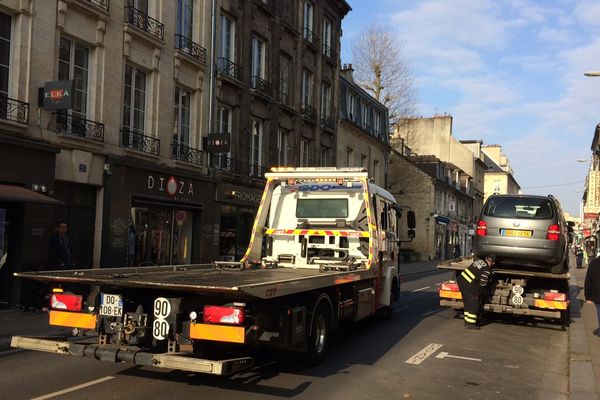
top-left (337, 65), bottom-right (390, 187)
top-left (481, 144), bottom-right (520, 201)
top-left (0, 0), bottom-right (350, 306)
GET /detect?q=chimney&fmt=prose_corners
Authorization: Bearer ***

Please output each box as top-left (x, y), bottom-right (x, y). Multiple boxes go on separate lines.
top-left (341, 63), bottom-right (354, 81)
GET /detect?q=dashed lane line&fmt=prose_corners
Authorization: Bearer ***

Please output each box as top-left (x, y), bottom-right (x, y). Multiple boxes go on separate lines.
top-left (411, 286), bottom-right (431, 292)
top-left (31, 376), bottom-right (115, 400)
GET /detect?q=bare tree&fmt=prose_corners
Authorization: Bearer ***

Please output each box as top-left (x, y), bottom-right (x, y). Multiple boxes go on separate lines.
top-left (351, 23), bottom-right (418, 129)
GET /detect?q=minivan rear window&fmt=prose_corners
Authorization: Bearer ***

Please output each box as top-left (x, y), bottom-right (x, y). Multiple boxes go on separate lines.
top-left (483, 197), bottom-right (554, 219)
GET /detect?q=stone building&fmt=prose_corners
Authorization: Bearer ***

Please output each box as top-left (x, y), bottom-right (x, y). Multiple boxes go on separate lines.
top-left (460, 140), bottom-right (486, 218)
top-left (336, 64), bottom-right (390, 187)
top-left (481, 144), bottom-right (520, 201)
top-left (0, 0), bottom-right (350, 307)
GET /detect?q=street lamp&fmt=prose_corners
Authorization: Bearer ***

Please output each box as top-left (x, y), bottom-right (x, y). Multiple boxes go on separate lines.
top-left (584, 71), bottom-right (600, 77)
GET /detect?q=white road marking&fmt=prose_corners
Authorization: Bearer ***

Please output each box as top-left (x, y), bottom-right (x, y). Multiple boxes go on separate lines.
top-left (435, 351), bottom-right (482, 362)
top-left (31, 376), bottom-right (115, 400)
top-left (405, 343), bottom-right (443, 365)
top-left (411, 286), bottom-right (431, 292)
top-left (436, 282), bottom-right (442, 286)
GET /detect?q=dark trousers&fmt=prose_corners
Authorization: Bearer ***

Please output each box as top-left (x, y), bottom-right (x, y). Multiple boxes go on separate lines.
top-left (457, 277), bottom-right (480, 325)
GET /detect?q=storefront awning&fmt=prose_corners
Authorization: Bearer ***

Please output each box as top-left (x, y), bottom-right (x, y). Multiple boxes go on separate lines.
top-left (0, 184), bottom-right (63, 205)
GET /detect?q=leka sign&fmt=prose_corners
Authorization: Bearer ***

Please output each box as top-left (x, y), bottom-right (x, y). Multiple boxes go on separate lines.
top-left (42, 80), bottom-right (74, 110)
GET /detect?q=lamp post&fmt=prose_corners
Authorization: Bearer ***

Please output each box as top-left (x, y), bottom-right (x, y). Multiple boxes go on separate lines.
top-left (584, 71), bottom-right (600, 77)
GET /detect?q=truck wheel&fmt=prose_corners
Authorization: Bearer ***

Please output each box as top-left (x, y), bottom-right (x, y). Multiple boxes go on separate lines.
top-left (379, 279), bottom-right (400, 319)
top-left (306, 304), bottom-right (332, 365)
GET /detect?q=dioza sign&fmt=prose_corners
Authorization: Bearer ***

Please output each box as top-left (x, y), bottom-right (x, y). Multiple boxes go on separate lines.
top-left (147, 175), bottom-right (194, 197)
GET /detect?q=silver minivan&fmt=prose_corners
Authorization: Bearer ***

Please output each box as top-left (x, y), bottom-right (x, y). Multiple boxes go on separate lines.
top-left (473, 194), bottom-right (569, 274)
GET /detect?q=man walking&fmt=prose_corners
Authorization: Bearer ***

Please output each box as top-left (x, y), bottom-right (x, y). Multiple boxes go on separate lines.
top-left (457, 255), bottom-right (496, 330)
top-left (48, 222), bottom-right (73, 269)
top-left (585, 257), bottom-right (600, 336)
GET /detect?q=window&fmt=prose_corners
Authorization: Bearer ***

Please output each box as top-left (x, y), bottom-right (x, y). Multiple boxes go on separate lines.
top-left (373, 160), bottom-right (379, 182)
top-left (279, 53), bottom-right (291, 105)
top-left (362, 103), bottom-right (369, 129)
top-left (251, 35), bottom-right (265, 87)
top-left (346, 147), bottom-right (353, 167)
top-left (123, 65), bottom-right (147, 134)
top-left (360, 154), bottom-right (367, 169)
top-left (320, 145), bottom-right (330, 167)
top-left (322, 18), bottom-right (332, 57)
top-left (321, 83), bottom-right (331, 117)
top-left (348, 92), bottom-right (356, 121)
top-left (374, 110), bottom-right (381, 135)
top-left (250, 118), bottom-right (263, 175)
top-left (278, 129), bottom-right (290, 165)
top-left (176, 0), bottom-right (193, 38)
top-left (302, 70), bottom-right (313, 107)
top-left (173, 87), bottom-right (190, 144)
top-left (297, 199), bottom-right (349, 218)
top-left (219, 14), bottom-right (235, 61)
top-left (483, 197), bottom-right (554, 220)
top-left (211, 105), bottom-right (232, 168)
top-left (303, 2), bottom-right (314, 38)
top-left (58, 37), bottom-right (89, 119)
top-left (300, 138), bottom-right (310, 166)
top-left (127, 0), bottom-right (148, 13)
top-left (0, 12), bottom-right (10, 99)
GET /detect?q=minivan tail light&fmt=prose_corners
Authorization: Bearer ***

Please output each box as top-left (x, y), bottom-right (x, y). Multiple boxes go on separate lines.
top-left (546, 224), bottom-right (560, 241)
top-left (476, 220), bottom-right (487, 236)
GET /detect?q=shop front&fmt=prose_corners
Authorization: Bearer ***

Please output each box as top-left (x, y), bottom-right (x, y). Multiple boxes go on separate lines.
top-left (101, 159), bottom-right (218, 267)
top-left (0, 135), bottom-right (60, 307)
top-left (434, 215), bottom-right (449, 260)
top-left (215, 183), bottom-right (263, 261)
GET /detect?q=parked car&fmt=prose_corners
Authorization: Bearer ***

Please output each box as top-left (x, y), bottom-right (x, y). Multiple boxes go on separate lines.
top-left (473, 194), bottom-right (569, 274)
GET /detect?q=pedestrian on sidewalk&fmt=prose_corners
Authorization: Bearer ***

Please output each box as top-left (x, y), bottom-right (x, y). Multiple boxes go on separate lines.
top-left (576, 246), bottom-right (584, 269)
top-left (48, 221), bottom-right (74, 269)
top-left (584, 257), bottom-right (600, 336)
top-left (457, 254), bottom-right (495, 330)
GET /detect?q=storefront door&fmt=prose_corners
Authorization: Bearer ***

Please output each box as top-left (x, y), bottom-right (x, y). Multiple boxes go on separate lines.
top-left (219, 205), bottom-right (255, 261)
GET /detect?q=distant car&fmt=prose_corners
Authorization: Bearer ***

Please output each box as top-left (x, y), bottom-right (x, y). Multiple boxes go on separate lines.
top-left (473, 194), bottom-right (569, 274)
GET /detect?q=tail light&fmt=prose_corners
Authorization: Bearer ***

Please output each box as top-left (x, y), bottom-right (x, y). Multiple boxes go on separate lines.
top-left (440, 282), bottom-right (460, 292)
top-left (544, 291), bottom-right (566, 301)
top-left (203, 305), bottom-right (245, 325)
top-left (50, 293), bottom-right (83, 311)
top-left (546, 224), bottom-right (560, 241)
top-left (476, 220), bottom-right (487, 236)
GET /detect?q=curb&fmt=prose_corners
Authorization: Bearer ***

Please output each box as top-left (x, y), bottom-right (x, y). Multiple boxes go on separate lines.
top-left (569, 272), bottom-right (600, 400)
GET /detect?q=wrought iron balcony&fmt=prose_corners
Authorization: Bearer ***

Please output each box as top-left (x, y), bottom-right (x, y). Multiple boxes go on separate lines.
top-left (209, 154), bottom-right (243, 174)
top-left (125, 6), bottom-right (164, 40)
top-left (172, 142), bottom-right (204, 166)
top-left (56, 112), bottom-right (104, 142)
top-left (120, 129), bottom-right (160, 155)
top-left (303, 27), bottom-right (319, 48)
top-left (217, 57), bottom-right (243, 81)
top-left (320, 115), bottom-right (335, 131)
top-left (175, 34), bottom-right (207, 63)
top-left (0, 95), bottom-right (29, 124)
top-left (301, 103), bottom-right (317, 122)
top-left (251, 76), bottom-right (272, 96)
top-left (255, 0), bottom-right (274, 12)
top-left (322, 43), bottom-right (332, 58)
top-left (249, 163), bottom-right (267, 178)
top-left (86, 0), bottom-right (109, 12)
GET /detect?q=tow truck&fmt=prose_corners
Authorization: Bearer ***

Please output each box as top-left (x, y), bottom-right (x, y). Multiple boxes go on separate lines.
top-left (11, 167), bottom-right (415, 375)
top-left (437, 258), bottom-right (570, 329)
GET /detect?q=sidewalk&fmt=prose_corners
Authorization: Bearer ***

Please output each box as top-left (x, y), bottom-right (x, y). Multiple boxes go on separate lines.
top-left (0, 309), bottom-right (70, 352)
top-left (569, 266), bottom-right (600, 400)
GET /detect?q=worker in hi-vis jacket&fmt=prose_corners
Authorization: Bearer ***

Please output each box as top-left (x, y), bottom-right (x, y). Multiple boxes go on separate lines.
top-left (457, 255), bottom-right (496, 330)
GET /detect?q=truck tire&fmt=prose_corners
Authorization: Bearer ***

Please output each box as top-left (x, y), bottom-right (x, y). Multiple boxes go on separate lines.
top-left (306, 304), bottom-right (332, 365)
top-left (379, 278), bottom-right (400, 319)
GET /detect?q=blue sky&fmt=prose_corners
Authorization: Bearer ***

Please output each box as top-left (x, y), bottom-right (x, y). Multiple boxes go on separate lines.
top-left (340, 0), bottom-right (600, 216)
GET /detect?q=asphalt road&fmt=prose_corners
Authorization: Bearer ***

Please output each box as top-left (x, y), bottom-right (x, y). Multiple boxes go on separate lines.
top-left (0, 266), bottom-right (569, 400)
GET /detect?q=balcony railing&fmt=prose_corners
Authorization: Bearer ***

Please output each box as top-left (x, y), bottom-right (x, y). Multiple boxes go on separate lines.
top-left (301, 103), bottom-right (317, 122)
top-left (125, 6), bottom-right (164, 40)
top-left (320, 115), bottom-right (335, 130)
top-left (251, 76), bottom-right (272, 96)
top-left (0, 95), bottom-right (29, 124)
top-left (303, 27), bottom-right (319, 48)
top-left (217, 57), bottom-right (243, 81)
top-left (120, 129), bottom-right (160, 155)
top-left (86, 0), bottom-right (109, 12)
top-left (249, 163), bottom-right (267, 178)
top-left (56, 112), bottom-right (104, 142)
top-left (209, 154), bottom-right (243, 174)
top-left (255, 0), bottom-right (274, 12)
top-left (172, 142), bottom-right (204, 166)
top-left (175, 34), bottom-right (207, 63)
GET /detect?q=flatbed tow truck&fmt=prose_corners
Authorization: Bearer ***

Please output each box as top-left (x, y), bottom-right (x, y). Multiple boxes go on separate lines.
top-left (10, 168), bottom-right (414, 375)
top-left (437, 257), bottom-right (570, 328)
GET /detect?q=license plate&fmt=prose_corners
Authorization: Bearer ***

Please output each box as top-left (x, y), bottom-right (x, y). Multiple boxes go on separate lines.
top-left (501, 229), bottom-right (532, 238)
top-left (100, 294), bottom-right (123, 317)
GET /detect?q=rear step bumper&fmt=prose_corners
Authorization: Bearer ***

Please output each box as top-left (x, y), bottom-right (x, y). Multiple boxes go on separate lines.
top-left (439, 300), bottom-right (563, 319)
top-left (10, 336), bottom-right (254, 376)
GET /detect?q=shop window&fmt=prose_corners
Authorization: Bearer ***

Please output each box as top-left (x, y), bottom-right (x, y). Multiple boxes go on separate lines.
top-left (219, 206), bottom-right (254, 261)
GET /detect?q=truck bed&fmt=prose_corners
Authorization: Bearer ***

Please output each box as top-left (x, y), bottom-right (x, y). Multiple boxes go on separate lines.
top-left (14, 264), bottom-right (375, 300)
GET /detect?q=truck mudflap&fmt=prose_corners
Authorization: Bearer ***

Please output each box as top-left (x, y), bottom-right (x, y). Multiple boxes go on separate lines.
top-left (10, 336), bottom-right (254, 376)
